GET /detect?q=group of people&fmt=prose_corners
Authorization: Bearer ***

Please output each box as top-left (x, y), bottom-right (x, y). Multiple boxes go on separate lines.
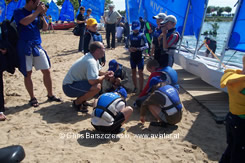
top-left (0, 1), bottom-right (244, 162)
top-left (62, 9), bottom-right (185, 133)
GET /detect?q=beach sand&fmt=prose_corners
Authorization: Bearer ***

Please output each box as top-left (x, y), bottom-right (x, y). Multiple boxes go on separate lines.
top-left (1, 29), bottom-right (226, 162)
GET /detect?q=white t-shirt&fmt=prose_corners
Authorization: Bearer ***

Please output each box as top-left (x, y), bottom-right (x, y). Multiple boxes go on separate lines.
top-left (91, 98), bottom-right (125, 126)
top-left (63, 53), bottom-right (101, 85)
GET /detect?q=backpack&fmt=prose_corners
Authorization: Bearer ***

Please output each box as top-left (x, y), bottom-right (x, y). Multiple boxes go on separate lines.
top-left (0, 18), bottom-right (19, 73)
top-left (72, 24), bottom-right (82, 36)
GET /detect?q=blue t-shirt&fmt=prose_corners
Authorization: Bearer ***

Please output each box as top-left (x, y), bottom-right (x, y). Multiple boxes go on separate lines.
top-left (14, 8), bottom-right (41, 44)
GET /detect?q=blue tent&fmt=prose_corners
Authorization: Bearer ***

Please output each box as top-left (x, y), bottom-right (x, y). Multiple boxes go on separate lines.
top-left (46, 0), bottom-right (59, 22)
top-left (78, 0), bottom-right (105, 22)
top-left (59, 0), bottom-right (74, 21)
top-left (0, 0), bottom-right (6, 22)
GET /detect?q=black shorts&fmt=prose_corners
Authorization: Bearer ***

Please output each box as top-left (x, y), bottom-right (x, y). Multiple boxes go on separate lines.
top-left (92, 112), bottom-right (125, 133)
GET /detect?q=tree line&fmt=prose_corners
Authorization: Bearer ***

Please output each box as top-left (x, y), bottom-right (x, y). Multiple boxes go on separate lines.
top-left (207, 6), bottom-right (232, 16)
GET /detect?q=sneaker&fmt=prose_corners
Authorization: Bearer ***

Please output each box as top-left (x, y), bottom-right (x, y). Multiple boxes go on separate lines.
top-left (47, 95), bottom-right (61, 102)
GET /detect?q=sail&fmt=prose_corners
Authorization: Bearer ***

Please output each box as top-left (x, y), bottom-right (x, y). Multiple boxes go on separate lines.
top-left (16, 0), bottom-right (26, 9)
top-left (228, 0), bottom-right (245, 52)
top-left (46, 0), bottom-right (59, 22)
top-left (59, 0), bottom-right (74, 21)
top-left (6, 0), bottom-right (18, 20)
top-left (125, 0), bottom-right (144, 24)
top-left (184, 0), bottom-right (207, 39)
top-left (0, 0), bottom-right (5, 22)
top-left (142, 0), bottom-right (189, 35)
top-left (79, 0), bottom-right (105, 22)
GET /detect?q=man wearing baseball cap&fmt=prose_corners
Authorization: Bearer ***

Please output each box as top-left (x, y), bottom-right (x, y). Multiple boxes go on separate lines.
top-left (103, 4), bottom-right (122, 49)
top-left (158, 15), bottom-right (180, 67)
top-left (151, 13), bottom-right (167, 67)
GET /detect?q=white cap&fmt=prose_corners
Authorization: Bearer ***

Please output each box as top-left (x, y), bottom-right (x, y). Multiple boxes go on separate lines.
top-left (161, 15), bottom-right (177, 24)
top-left (108, 4), bottom-right (115, 8)
top-left (153, 13), bottom-right (167, 20)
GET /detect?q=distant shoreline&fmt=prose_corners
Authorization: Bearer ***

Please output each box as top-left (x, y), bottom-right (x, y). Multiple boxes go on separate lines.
top-left (205, 17), bottom-right (233, 22)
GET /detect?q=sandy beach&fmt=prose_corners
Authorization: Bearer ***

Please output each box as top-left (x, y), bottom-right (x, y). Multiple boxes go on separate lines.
top-left (0, 29), bottom-right (227, 162)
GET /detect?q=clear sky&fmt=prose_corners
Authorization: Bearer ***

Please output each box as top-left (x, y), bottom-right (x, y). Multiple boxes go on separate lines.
top-left (112, 0), bottom-right (238, 13)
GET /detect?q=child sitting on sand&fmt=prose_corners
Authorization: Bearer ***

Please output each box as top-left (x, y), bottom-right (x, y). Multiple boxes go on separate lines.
top-left (91, 87), bottom-right (133, 134)
top-left (84, 18), bottom-right (105, 66)
top-left (103, 59), bottom-right (129, 92)
top-left (140, 76), bottom-right (183, 127)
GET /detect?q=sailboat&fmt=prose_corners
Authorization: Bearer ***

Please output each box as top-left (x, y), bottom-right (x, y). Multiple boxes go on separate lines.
top-left (53, 0), bottom-right (75, 30)
top-left (174, 0), bottom-right (243, 93)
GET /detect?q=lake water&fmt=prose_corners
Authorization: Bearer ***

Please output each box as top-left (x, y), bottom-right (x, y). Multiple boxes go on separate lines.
top-left (182, 21), bottom-right (244, 65)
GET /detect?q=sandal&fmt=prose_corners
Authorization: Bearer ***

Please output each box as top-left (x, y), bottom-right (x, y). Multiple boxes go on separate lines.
top-left (47, 95), bottom-right (61, 102)
top-left (78, 104), bottom-right (88, 113)
top-left (72, 101), bottom-right (88, 113)
top-left (83, 101), bottom-right (92, 107)
top-left (29, 98), bottom-right (39, 107)
top-left (0, 112), bottom-right (6, 121)
top-left (150, 121), bottom-right (167, 127)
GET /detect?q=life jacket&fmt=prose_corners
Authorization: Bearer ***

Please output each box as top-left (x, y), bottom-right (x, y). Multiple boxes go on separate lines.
top-left (129, 32), bottom-right (145, 48)
top-left (93, 93), bottom-right (125, 120)
top-left (166, 28), bottom-right (180, 50)
top-left (114, 64), bottom-right (124, 79)
top-left (87, 30), bottom-right (103, 46)
top-left (86, 30), bottom-right (105, 64)
top-left (156, 85), bottom-right (182, 115)
top-left (157, 66), bottom-right (179, 90)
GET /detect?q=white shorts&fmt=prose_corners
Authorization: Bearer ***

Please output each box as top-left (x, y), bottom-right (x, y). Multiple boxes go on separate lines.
top-left (25, 48), bottom-right (50, 72)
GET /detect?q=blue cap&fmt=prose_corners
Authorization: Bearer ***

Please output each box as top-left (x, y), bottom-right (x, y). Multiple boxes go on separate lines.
top-left (132, 21), bottom-right (141, 31)
top-left (149, 76), bottom-right (166, 88)
top-left (108, 59), bottom-right (118, 72)
top-left (115, 87), bottom-right (127, 99)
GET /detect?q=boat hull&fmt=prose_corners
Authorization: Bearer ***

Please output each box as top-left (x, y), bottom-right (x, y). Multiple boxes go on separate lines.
top-left (174, 50), bottom-right (243, 93)
top-left (53, 22), bottom-right (75, 30)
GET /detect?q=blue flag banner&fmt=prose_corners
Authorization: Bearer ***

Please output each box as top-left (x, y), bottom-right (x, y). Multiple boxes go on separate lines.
top-left (0, 0), bottom-right (6, 22)
top-left (46, 0), bottom-right (59, 22)
top-left (59, 0), bottom-right (74, 21)
top-left (142, 0), bottom-right (189, 35)
top-left (78, 0), bottom-right (105, 22)
top-left (228, 0), bottom-right (245, 52)
top-left (184, 0), bottom-right (206, 39)
top-left (16, 0), bottom-right (26, 9)
top-left (6, 0), bottom-right (18, 20)
top-left (125, 0), bottom-right (144, 24)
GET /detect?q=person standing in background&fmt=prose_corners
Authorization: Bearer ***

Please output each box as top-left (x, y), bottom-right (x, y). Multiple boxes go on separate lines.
top-left (85, 8), bottom-right (93, 20)
top-left (103, 4), bottom-right (122, 49)
top-left (77, 6), bottom-right (86, 52)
